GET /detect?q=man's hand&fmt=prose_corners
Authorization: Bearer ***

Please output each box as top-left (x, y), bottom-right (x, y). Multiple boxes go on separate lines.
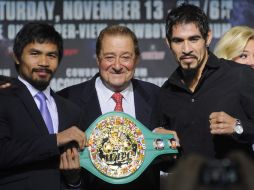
top-left (0, 82), bottom-right (11, 89)
top-left (209, 111), bottom-right (236, 135)
top-left (60, 147), bottom-right (80, 170)
top-left (56, 126), bottom-right (86, 149)
top-left (153, 127), bottom-right (180, 146)
top-left (60, 147), bottom-right (81, 186)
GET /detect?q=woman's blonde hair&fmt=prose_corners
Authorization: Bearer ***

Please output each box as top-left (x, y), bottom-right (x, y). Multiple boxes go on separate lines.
top-left (214, 26), bottom-right (254, 60)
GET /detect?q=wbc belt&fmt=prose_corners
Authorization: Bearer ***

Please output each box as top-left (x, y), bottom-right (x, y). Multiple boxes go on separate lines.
top-left (80, 112), bottom-right (178, 184)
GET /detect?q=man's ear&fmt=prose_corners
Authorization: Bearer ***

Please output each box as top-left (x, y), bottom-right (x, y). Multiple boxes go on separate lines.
top-left (96, 56), bottom-right (100, 67)
top-left (206, 30), bottom-right (213, 47)
top-left (13, 53), bottom-right (20, 65)
top-left (165, 38), bottom-right (171, 49)
top-left (134, 56), bottom-right (140, 67)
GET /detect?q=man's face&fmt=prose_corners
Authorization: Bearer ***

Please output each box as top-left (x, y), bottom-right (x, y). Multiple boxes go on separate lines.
top-left (171, 140), bottom-right (177, 149)
top-left (168, 23), bottom-right (211, 70)
top-left (97, 35), bottom-right (138, 92)
top-left (16, 42), bottom-right (59, 90)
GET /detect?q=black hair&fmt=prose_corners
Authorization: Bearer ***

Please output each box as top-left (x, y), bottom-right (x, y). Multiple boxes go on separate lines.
top-left (165, 3), bottom-right (210, 42)
top-left (13, 22), bottom-right (63, 71)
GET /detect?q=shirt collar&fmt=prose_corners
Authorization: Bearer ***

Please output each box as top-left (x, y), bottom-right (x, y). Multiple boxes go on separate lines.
top-left (205, 52), bottom-right (221, 69)
top-left (170, 52), bottom-right (220, 79)
top-left (18, 76), bottom-right (52, 101)
top-left (165, 52), bottom-right (221, 88)
top-left (96, 77), bottom-right (133, 102)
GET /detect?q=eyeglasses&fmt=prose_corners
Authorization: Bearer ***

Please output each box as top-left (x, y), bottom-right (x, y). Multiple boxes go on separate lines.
top-left (101, 54), bottom-right (134, 64)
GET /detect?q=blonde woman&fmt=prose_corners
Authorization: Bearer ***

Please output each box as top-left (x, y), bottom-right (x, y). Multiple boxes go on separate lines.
top-left (214, 26), bottom-right (254, 68)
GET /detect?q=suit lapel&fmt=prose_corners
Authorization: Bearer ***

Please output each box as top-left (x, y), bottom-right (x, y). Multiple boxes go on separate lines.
top-left (133, 80), bottom-right (152, 128)
top-left (12, 79), bottom-right (49, 134)
top-left (52, 92), bottom-right (65, 132)
top-left (82, 77), bottom-right (152, 128)
top-left (80, 75), bottom-right (102, 127)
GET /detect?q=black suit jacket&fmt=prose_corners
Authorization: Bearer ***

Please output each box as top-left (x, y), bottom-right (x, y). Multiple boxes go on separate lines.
top-left (58, 74), bottom-right (161, 190)
top-left (0, 78), bottom-right (84, 190)
top-left (0, 75), bottom-right (11, 82)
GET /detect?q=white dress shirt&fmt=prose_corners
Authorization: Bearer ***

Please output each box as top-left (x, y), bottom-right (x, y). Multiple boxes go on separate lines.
top-left (95, 77), bottom-right (136, 118)
top-left (18, 76), bottom-right (59, 133)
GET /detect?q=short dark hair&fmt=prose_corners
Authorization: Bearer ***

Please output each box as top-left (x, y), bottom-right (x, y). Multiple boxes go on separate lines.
top-left (165, 3), bottom-right (210, 42)
top-left (96, 25), bottom-right (140, 59)
top-left (13, 22), bottom-right (63, 70)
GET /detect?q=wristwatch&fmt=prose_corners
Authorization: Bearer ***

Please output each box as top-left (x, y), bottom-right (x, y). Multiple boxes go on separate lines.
top-left (233, 119), bottom-right (243, 135)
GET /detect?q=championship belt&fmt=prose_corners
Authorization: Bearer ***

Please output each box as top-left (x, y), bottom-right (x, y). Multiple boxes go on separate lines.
top-left (80, 112), bottom-right (178, 184)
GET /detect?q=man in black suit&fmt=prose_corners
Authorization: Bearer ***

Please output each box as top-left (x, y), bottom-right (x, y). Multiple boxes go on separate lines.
top-left (0, 23), bottom-right (86, 190)
top-left (58, 25), bottom-right (165, 190)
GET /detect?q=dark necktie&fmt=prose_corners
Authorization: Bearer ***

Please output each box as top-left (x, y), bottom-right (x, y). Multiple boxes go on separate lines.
top-left (112, 92), bottom-right (123, 112)
top-left (35, 92), bottom-right (54, 134)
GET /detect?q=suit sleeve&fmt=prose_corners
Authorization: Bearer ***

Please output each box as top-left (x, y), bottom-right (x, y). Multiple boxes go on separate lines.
top-left (238, 67), bottom-right (254, 142)
top-left (150, 89), bottom-right (170, 129)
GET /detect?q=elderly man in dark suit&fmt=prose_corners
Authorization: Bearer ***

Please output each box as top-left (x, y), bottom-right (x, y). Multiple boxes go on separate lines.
top-left (58, 25), bottom-right (163, 190)
top-left (0, 22), bottom-right (86, 190)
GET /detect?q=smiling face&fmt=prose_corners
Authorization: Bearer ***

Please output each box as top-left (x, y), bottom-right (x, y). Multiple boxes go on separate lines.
top-left (168, 23), bottom-right (212, 71)
top-left (233, 38), bottom-right (254, 69)
top-left (97, 34), bottom-right (138, 92)
top-left (15, 42), bottom-right (59, 90)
